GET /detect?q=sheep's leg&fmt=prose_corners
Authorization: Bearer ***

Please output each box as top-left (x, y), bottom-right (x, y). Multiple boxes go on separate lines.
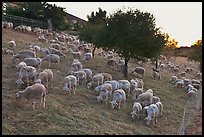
top-left (26, 77), bottom-right (29, 87)
top-left (43, 96), bottom-right (46, 108)
top-left (46, 78), bottom-right (49, 89)
top-left (48, 60), bottom-right (51, 68)
top-left (32, 99), bottom-right (36, 109)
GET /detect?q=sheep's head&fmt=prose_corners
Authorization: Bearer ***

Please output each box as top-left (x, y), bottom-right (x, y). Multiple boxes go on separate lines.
top-left (87, 82), bottom-right (92, 89)
top-left (110, 100), bottom-right (117, 109)
top-left (144, 116), bottom-right (152, 126)
top-left (34, 79), bottom-right (41, 84)
top-left (63, 87), bottom-right (70, 92)
top-left (16, 79), bottom-right (24, 85)
top-left (96, 96), bottom-right (101, 103)
top-left (131, 111), bottom-right (137, 119)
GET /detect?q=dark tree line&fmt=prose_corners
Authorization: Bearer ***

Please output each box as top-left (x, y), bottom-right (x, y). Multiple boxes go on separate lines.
top-left (3, 2), bottom-right (71, 31)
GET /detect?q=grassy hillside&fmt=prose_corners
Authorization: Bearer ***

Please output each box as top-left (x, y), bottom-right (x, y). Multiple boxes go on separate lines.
top-left (2, 28), bottom-right (200, 135)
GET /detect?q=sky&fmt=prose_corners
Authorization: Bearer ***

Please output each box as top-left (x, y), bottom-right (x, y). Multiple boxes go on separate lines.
top-left (48, 2), bottom-right (202, 46)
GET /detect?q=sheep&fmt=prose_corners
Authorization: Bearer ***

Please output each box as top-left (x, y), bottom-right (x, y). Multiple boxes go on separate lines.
top-left (170, 75), bottom-right (177, 84)
top-left (116, 59), bottom-right (125, 72)
top-left (186, 84), bottom-right (195, 93)
top-left (118, 80), bottom-right (131, 97)
top-left (63, 75), bottom-right (77, 94)
top-left (191, 79), bottom-right (201, 85)
top-left (83, 52), bottom-right (93, 61)
top-left (180, 72), bottom-right (186, 77)
top-left (187, 90), bottom-right (197, 100)
top-left (35, 69), bottom-right (53, 90)
top-left (23, 57), bottom-right (42, 70)
top-left (130, 78), bottom-right (144, 90)
top-left (71, 61), bottom-right (83, 72)
top-left (7, 40), bottom-right (16, 47)
top-left (137, 89), bottom-right (154, 107)
top-left (152, 96), bottom-right (161, 104)
top-left (15, 83), bottom-right (47, 109)
top-left (106, 58), bottom-right (117, 69)
top-left (174, 80), bottom-right (184, 88)
top-left (101, 73), bottom-right (113, 82)
top-left (69, 48), bottom-right (81, 59)
top-left (195, 72), bottom-right (202, 79)
top-left (104, 80), bottom-right (120, 93)
top-left (16, 62), bottom-right (27, 72)
top-left (49, 43), bottom-right (61, 50)
top-left (132, 67), bottom-right (145, 77)
top-left (192, 83), bottom-right (200, 90)
top-left (130, 102), bottom-right (143, 120)
top-left (3, 49), bottom-right (14, 56)
top-left (94, 83), bottom-right (113, 96)
top-left (72, 70), bottom-right (87, 85)
top-left (153, 71), bottom-right (161, 80)
top-left (144, 104), bottom-right (159, 126)
top-left (87, 73), bottom-right (104, 89)
top-left (110, 89), bottom-right (126, 109)
top-left (183, 78), bottom-right (192, 87)
top-left (48, 47), bottom-right (65, 57)
top-left (16, 66), bottom-right (38, 87)
top-left (155, 101), bottom-right (163, 116)
top-left (42, 54), bottom-right (60, 68)
top-left (80, 68), bottom-right (93, 83)
top-left (12, 50), bottom-right (36, 62)
top-left (131, 88), bottom-right (143, 101)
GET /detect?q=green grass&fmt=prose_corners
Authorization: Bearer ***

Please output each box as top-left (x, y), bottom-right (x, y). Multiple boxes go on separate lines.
top-left (2, 28), bottom-right (200, 135)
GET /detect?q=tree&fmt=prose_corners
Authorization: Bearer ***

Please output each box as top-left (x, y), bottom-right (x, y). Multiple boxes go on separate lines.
top-left (79, 7), bottom-right (107, 56)
top-left (188, 38), bottom-right (202, 72)
top-left (94, 8), bottom-right (167, 77)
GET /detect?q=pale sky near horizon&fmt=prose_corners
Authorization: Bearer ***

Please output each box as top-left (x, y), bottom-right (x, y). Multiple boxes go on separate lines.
top-left (48, 2), bottom-right (202, 46)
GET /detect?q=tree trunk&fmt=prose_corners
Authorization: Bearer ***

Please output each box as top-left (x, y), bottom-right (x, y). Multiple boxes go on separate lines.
top-left (155, 59), bottom-right (158, 69)
top-left (92, 46), bottom-right (96, 57)
top-left (123, 58), bottom-right (128, 78)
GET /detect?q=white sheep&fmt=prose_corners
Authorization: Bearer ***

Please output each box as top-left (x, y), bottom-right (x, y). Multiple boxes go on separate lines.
top-left (144, 104), bottom-right (159, 126)
top-left (130, 102), bottom-right (143, 120)
top-left (87, 73), bottom-right (104, 89)
top-left (16, 62), bottom-right (27, 72)
top-left (104, 80), bottom-right (120, 92)
top-left (153, 71), bottom-right (161, 80)
top-left (137, 89), bottom-right (154, 107)
top-left (155, 101), bottom-right (163, 116)
top-left (71, 61), bottom-right (83, 72)
top-left (23, 57), bottom-right (42, 70)
top-left (187, 90), bottom-right (197, 101)
top-left (131, 88), bottom-right (143, 101)
top-left (110, 89), bottom-right (126, 109)
top-left (63, 75), bottom-right (77, 94)
top-left (80, 68), bottom-right (93, 83)
top-left (174, 80), bottom-right (184, 88)
top-left (118, 80), bottom-right (131, 97)
top-left (96, 85), bottom-right (112, 105)
top-left (101, 73), bottom-right (113, 82)
top-left (72, 70), bottom-right (87, 85)
top-left (83, 52), bottom-right (93, 61)
top-left (7, 40), bottom-right (16, 47)
top-left (152, 96), bottom-right (161, 104)
top-left (35, 69), bottom-right (53, 90)
top-left (16, 83), bottom-right (47, 109)
top-left (16, 66), bottom-right (38, 86)
top-left (42, 54), bottom-right (60, 68)
top-left (12, 50), bottom-right (36, 62)
top-left (170, 75), bottom-right (177, 84)
top-left (94, 83), bottom-right (113, 96)
top-left (69, 48), bottom-right (81, 59)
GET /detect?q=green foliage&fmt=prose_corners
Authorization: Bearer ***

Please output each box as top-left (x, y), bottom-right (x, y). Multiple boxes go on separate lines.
top-left (188, 39), bottom-right (202, 63)
top-left (87, 7), bottom-right (107, 24)
top-left (98, 8), bottom-right (167, 61)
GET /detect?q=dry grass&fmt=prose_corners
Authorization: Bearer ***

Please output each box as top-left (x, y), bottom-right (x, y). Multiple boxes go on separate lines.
top-left (2, 28), bottom-right (201, 135)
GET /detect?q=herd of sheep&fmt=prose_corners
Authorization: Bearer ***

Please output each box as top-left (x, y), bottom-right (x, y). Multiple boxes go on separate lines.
top-left (2, 21), bottom-right (202, 127)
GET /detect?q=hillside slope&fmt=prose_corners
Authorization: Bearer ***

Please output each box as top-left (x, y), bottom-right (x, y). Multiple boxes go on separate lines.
top-left (2, 28), bottom-right (201, 135)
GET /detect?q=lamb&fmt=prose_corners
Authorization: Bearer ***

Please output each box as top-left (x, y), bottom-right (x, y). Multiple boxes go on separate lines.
top-left (16, 66), bottom-right (38, 86)
top-left (35, 69), bottom-right (53, 90)
top-left (118, 80), bottom-right (131, 97)
top-left (87, 73), bottom-right (104, 89)
top-left (110, 89), bottom-right (126, 109)
top-left (101, 73), bottom-right (113, 82)
top-left (131, 102), bottom-right (143, 120)
top-left (7, 40), bottom-right (16, 47)
top-left (63, 75), bottom-right (77, 94)
top-left (23, 57), bottom-right (42, 70)
top-left (12, 50), bottom-right (36, 62)
top-left (83, 52), bottom-right (93, 61)
top-left (104, 80), bottom-right (120, 92)
top-left (16, 83), bottom-right (47, 109)
top-left (132, 67), bottom-right (145, 77)
top-left (153, 71), bottom-right (161, 80)
top-left (42, 54), bottom-right (60, 68)
top-left (144, 104), bottom-right (159, 126)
